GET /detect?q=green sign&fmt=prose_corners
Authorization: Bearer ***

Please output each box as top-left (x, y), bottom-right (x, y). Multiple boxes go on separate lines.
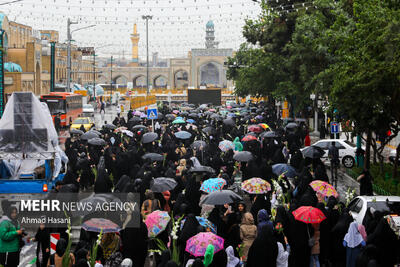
top-left (0, 30), bottom-right (5, 117)
top-left (50, 42), bottom-right (55, 92)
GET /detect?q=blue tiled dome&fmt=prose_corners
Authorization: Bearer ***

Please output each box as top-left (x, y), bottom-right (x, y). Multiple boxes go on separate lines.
top-left (206, 20), bottom-right (214, 28)
top-left (5, 62), bottom-right (22, 72)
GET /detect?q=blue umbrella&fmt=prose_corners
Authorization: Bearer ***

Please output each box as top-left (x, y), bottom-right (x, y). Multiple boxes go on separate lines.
top-left (174, 131), bottom-right (192, 139)
top-left (181, 216), bottom-right (217, 234)
top-left (187, 119), bottom-right (196, 124)
top-left (272, 164), bottom-right (298, 178)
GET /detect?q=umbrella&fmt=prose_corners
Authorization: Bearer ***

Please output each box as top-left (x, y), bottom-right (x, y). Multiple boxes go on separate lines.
top-left (172, 118), bottom-right (186, 124)
top-left (175, 131), bottom-right (192, 139)
top-left (248, 125), bottom-right (263, 133)
top-left (242, 135), bottom-right (258, 142)
top-left (233, 151), bottom-right (253, 162)
top-left (70, 129), bottom-right (84, 135)
top-left (260, 131), bottom-right (278, 138)
top-left (122, 129), bottom-right (133, 137)
top-left (259, 123), bottom-right (269, 130)
top-left (142, 132), bottom-right (158, 144)
top-left (81, 131), bottom-right (99, 140)
top-left (227, 113), bottom-right (237, 118)
top-left (186, 124), bottom-right (197, 130)
top-left (310, 180), bottom-right (339, 198)
top-left (115, 126), bottom-right (128, 132)
top-left (104, 124), bottom-right (117, 130)
top-left (172, 110), bottom-right (180, 114)
top-left (272, 164), bottom-right (298, 178)
top-left (202, 126), bottom-right (216, 135)
top-left (295, 118), bottom-right (307, 123)
top-left (187, 119), bottom-right (196, 124)
top-left (211, 114), bottom-right (223, 121)
top-left (145, 210), bottom-right (171, 237)
top-left (134, 110), bottom-right (142, 116)
top-left (223, 118), bottom-right (235, 126)
top-left (156, 113), bottom-right (164, 120)
top-left (128, 117), bottom-right (142, 123)
top-left (82, 218), bottom-right (120, 233)
top-left (189, 166), bottom-right (215, 174)
top-left (241, 178), bottom-right (271, 194)
top-left (140, 113), bottom-right (147, 118)
top-left (218, 140), bottom-right (235, 152)
top-left (302, 146), bottom-right (325, 159)
top-left (191, 140), bottom-right (207, 150)
top-left (166, 114), bottom-right (176, 121)
top-left (189, 113), bottom-right (198, 118)
top-left (132, 125), bottom-right (147, 131)
top-left (142, 153), bottom-right (164, 162)
top-left (150, 177), bottom-right (177, 192)
top-left (200, 178), bottom-right (227, 193)
top-left (186, 232), bottom-right (224, 257)
top-left (181, 217), bottom-right (217, 234)
top-left (88, 137), bottom-right (106, 146)
top-left (285, 122), bottom-right (298, 129)
top-left (200, 190), bottom-right (242, 205)
top-left (292, 206), bottom-right (326, 224)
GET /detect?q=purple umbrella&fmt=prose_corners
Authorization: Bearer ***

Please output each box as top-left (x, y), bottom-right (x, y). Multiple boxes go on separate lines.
top-left (82, 218), bottom-right (120, 233)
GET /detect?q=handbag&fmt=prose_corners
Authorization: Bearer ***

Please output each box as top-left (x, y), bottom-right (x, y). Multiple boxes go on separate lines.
top-left (307, 227), bottom-right (315, 247)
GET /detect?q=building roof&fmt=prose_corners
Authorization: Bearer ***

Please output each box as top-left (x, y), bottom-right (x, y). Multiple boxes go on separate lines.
top-left (206, 20), bottom-right (214, 28)
top-left (5, 62), bottom-right (22, 72)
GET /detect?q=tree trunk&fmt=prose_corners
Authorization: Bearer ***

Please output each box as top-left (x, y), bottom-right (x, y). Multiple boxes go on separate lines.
top-left (365, 129), bottom-right (372, 172)
top-left (393, 143), bottom-right (400, 179)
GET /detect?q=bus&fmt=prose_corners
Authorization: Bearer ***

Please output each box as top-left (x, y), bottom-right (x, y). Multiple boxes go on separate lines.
top-left (40, 92), bottom-right (83, 127)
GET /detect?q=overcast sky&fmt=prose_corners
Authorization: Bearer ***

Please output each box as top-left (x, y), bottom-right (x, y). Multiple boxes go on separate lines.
top-left (1, 0), bottom-right (261, 59)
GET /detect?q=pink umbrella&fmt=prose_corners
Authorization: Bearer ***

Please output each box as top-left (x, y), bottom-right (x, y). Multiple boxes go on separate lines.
top-left (145, 210), bottom-right (171, 238)
top-left (134, 110), bottom-right (142, 116)
top-left (185, 232), bottom-right (224, 257)
top-left (172, 110), bottom-right (180, 114)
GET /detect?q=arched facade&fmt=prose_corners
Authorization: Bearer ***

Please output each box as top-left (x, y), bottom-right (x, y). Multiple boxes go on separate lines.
top-left (113, 74), bottom-right (128, 85)
top-left (174, 70), bottom-right (189, 89)
top-left (153, 75), bottom-right (168, 88)
top-left (133, 75), bottom-right (146, 87)
top-left (199, 62), bottom-right (221, 87)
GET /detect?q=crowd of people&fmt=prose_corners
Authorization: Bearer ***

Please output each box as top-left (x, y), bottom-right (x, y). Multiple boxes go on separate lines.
top-left (0, 101), bottom-right (399, 267)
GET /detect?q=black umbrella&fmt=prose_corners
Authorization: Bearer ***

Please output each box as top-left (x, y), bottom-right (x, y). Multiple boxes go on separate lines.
top-left (142, 132), bottom-right (158, 144)
top-left (88, 137), bottom-right (106, 146)
top-left (166, 114), bottom-right (176, 121)
top-left (104, 123), bottom-right (117, 130)
top-left (129, 117), bottom-right (142, 123)
top-left (189, 166), bottom-right (215, 174)
top-left (71, 193), bottom-right (124, 217)
top-left (200, 190), bottom-right (243, 205)
top-left (142, 153), bottom-right (164, 162)
top-left (88, 129), bottom-right (102, 135)
top-left (132, 125), bottom-right (147, 131)
top-left (202, 126), bottom-right (216, 135)
top-left (150, 177), bottom-right (177, 193)
top-left (81, 131), bottom-right (99, 140)
top-left (189, 113), bottom-right (199, 118)
top-left (191, 140), bottom-right (207, 150)
top-left (70, 129), bottom-right (84, 135)
top-left (285, 122), bottom-right (298, 129)
top-left (223, 118), bottom-right (235, 126)
top-left (156, 113), bottom-right (164, 120)
top-left (261, 131), bottom-right (278, 138)
top-left (174, 131), bottom-right (192, 139)
top-left (302, 146), bottom-right (325, 159)
top-left (233, 151), bottom-right (253, 162)
top-left (180, 111), bottom-right (189, 117)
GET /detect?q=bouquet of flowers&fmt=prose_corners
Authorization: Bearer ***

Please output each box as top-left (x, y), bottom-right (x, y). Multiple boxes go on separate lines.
top-left (345, 188), bottom-right (356, 207)
top-left (275, 222), bottom-right (284, 234)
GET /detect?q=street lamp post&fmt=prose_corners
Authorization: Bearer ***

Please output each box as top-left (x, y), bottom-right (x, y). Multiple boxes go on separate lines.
top-left (142, 15), bottom-right (153, 95)
top-left (66, 20), bottom-right (95, 92)
top-left (310, 93), bottom-right (319, 136)
top-left (110, 55), bottom-right (113, 104)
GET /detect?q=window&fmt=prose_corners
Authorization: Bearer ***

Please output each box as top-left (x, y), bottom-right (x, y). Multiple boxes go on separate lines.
top-left (349, 198), bottom-right (363, 213)
top-left (315, 141), bottom-right (329, 150)
top-left (344, 140), bottom-right (357, 148)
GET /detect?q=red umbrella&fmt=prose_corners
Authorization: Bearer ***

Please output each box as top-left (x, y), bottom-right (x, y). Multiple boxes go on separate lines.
top-left (248, 124), bottom-right (263, 133)
top-left (241, 135), bottom-right (258, 142)
top-left (292, 206), bottom-right (326, 224)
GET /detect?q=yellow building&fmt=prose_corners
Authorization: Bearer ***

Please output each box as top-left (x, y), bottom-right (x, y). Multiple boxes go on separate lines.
top-left (129, 23), bottom-right (139, 67)
top-left (8, 21), bottom-right (33, 48)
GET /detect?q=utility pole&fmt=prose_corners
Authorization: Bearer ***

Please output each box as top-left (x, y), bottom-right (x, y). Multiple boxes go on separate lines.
top-left (93, 52), bottom-right (96, 100)
top-left (110, 55), bottom-right (113, 104)
top-left (142, 15), bottom-right (152, 95)
top-left (67, 18), bottom-right (77, 92)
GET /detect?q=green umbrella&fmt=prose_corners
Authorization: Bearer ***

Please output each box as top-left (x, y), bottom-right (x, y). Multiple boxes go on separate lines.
top-left (172, 118), bottom-right (186, 124)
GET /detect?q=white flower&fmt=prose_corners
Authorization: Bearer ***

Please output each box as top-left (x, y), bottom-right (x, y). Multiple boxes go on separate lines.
top-left (96, 239), bottom-right (101, 245)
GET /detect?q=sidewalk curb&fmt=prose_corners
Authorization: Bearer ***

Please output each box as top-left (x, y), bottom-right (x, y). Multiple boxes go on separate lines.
top-left (338, 169), bottom-right (360, 196)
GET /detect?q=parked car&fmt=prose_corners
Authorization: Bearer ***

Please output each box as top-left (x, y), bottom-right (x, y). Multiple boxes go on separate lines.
top-left (388, 149), bottom-right (400, 164)
top-left (303, 139), bottom-right (357, 168)
top-left (82, 104), bottom-right (95, 117)
top-left (348, 195), bottom-right (400, 225)
top-left (70, 117), bottom-right (95, 132)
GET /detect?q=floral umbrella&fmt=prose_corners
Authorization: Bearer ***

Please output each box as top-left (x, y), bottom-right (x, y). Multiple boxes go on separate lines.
top-left (218, 140), bottom-right (235, 152)
top-left (310, 180), bottom-right (339, 198)
top-left (181, 216), bottom-right (217, 234)
top-left (200, 178), bottom-right (227, 193)
top-left (241, 178), bottom-right (271, 194)
top-left (82, 218), bottom-right (120, 233)
top-left (145, 210), bottom-right (171, 237)
top-left (292, 206), bottom-right (326, 224)
top-left (186, 232), bottom-right (224, 257)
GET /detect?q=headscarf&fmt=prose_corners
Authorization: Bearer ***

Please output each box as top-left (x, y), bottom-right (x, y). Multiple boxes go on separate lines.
top-left (344, 221), bottom-right (364, 248)
top-left (203, 244), bottom-right (215, 267)
top-left (226, 246), bottom-right (239, 267)
top-left (358, 224), bottom-right (367, 241)
top-left (233, 137), bottom-right (243, 152)
top-left (120, 258), bottom-right (133, 267)
top-left (241, 212), bottom-right (255, 225)
top-left (257, 209), bottom-right (273, 233)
